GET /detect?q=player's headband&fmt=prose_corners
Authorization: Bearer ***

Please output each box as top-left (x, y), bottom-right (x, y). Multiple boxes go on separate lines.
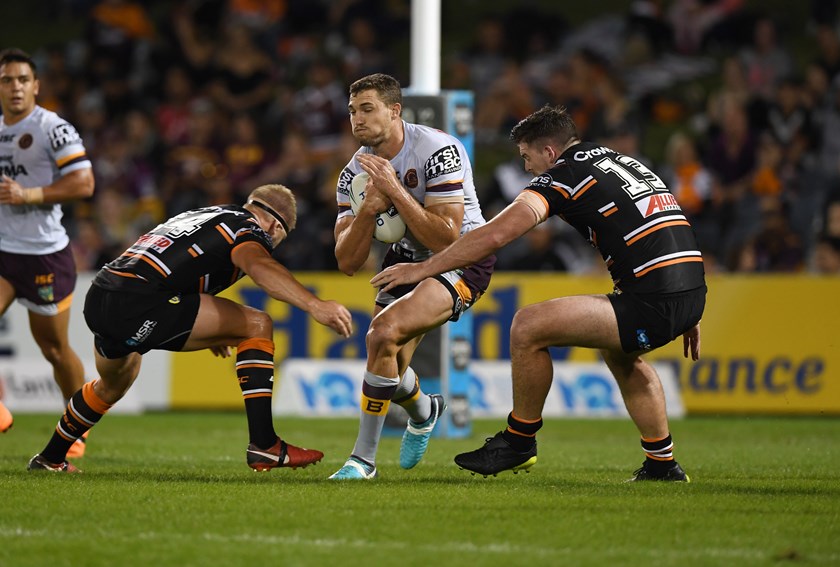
top-left (249, 200), bottom-right (290, 233)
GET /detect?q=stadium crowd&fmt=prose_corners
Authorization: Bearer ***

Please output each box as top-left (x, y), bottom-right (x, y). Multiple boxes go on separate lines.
top-left (12, 0), bottom-right (840, 275)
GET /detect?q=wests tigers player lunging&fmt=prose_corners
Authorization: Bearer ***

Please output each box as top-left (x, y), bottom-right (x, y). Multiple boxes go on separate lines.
top-left (373, 106), bottom-right (706, 481)
top-left (28, 185), bottom-right (353, 473)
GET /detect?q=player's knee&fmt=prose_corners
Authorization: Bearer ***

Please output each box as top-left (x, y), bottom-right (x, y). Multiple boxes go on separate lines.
top-left (36, 341), bottom-right (67, 366)
top-left (366, 317), bottom-right (401, 358)
top-left (246, 309), bottom-right (274, 339)
top-left (510, 308), bottom-right (540, 351)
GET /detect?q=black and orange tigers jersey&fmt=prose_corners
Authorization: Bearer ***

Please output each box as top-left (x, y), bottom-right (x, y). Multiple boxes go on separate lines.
top-left (93, 205), bottom-right (272, 295)
top-left (524, 142), bottom-right (705, 294)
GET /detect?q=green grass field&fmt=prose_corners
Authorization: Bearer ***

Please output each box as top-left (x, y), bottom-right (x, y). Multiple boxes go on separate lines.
top-left (1, 413), bottom-right (839, 566)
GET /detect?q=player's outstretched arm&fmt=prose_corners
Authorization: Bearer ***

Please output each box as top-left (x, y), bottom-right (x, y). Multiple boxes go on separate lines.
top-left (233, 242), bottom-right (353, 337)
top-left (371, 198), bottom-right (541, 292)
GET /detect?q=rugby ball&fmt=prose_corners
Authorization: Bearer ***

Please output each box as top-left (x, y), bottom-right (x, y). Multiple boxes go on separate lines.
top-left (349, 172), bottom-right (407, 243)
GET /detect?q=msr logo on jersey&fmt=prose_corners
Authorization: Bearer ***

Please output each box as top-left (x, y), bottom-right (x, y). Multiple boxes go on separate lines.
top-left (636, 193), bottom-right (681, 218)
top-left (126, 319), bottom-right (157, 347)
top-left (425, 145), bottom-right (462, 180)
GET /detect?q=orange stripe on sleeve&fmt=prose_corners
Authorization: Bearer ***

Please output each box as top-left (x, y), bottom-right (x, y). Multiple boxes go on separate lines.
top-left (523, 189), bottom-right (550, 214)
top-left (56, 151), bottom-right (86, 167)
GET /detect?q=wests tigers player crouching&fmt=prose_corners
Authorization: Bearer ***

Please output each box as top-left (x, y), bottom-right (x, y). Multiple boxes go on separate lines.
top-left (372, 106), bottom-right (706, 481)
top-left (28, 185), bottom-right (353, 473)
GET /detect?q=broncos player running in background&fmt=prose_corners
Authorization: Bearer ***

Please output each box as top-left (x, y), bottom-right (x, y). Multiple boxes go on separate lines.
top-left (373, 105), bottom-right (705, 482)
top-left (329, 73), bottom-right (496, 479)
top-left (28, 184), bottom-right (353, 473)
top-left (0, 48), bottom-right (94, 459)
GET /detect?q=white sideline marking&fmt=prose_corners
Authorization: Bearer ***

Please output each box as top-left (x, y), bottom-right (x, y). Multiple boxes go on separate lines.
top-left (2, 527), bottom-right (839, 562)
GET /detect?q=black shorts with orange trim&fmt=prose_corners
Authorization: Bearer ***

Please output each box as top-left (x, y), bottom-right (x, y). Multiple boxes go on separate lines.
top-left (83, 284), bottom-right (200, 359)
top-left (608, 284), bottom-right (706, 354)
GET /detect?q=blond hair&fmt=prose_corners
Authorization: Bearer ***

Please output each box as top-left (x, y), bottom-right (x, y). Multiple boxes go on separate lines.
top-left (247, 184), bottom-right (297, 231)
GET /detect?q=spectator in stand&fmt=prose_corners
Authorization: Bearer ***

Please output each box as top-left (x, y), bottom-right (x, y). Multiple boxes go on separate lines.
top-left (155, 65), bottom-right (197, 146)
top-left (290, 58), bottom-right (347, 163)
top-left (340, 16), bottom-right (398, 81)
top-left (208, 23), bottom-right (275, 116)
top-left (705, 94), bottom-right (759, 260)
top-left (84, 0), bottom-right (155, 117)
top-left (167, 0), bottom-right (219, 90)
top-left (667, 0), bottom-right (744, 55)
top-left (159, 98), bottom-right (224, 217)
top-left (813, 234), bottom-right (840, 273)
top-left (224, 113), bottom-right (273, 201)
top-left (823, 195), bottom-right (840, 237)
top-left (460, 15), bottom-right (509, 104)
top-left (763, 78), bottom-right (816, 174)
top-left (814, 24), bottom-right (840, 83)
top-left (705, 56), bottom-right (764, 137)
top-left (661, 132), bottom-right (718, 258)
top-left (565, 49), bottom-right (610, 138)
top-left (738, 16), bottom-right (794, 102)
top-left (734, 199), bottom-right (804, 272)
top-left (474, 62), bottom-right (537, 143)
top-left (587, 74), bottom-right (642, 147)
top-left (815, 78), bottom-right (840, 179)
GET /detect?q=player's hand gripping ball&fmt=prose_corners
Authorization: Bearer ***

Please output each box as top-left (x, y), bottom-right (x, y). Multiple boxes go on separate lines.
top-left (349, 172), bottom-right (406, 243)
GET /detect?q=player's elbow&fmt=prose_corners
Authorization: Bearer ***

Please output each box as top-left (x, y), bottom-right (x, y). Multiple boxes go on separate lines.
top-left (80, 181), bottom-right (95, 199)
top-left (336, 257), bottom-right (359, 276)
top-left (75, 170), bottom-right (96, 199)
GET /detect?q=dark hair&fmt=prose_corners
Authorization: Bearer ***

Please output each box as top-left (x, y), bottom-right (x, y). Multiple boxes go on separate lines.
top-left (349, 73), bottom-right (402, 107)
top-left (510, 105), bottom-right (578, 147)
top-left (0, 48), bottom-right (37, 77)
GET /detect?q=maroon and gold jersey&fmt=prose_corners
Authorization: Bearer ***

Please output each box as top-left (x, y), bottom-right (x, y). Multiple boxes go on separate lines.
top-left (524, 142), bottom-right (705, 294)
top-left (93, 205), bottom-right (272, 295)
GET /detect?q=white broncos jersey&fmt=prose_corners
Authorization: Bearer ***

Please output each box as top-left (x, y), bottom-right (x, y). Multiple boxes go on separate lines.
top-left (336, 121), bottom-right (487, 261)
top-left (0, 105), bottom-right (91, 254)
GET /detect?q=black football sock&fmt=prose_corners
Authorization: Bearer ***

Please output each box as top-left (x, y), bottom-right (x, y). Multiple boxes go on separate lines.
top-left (641, 434), bottom-right (676, 471)
top-left (41, 381), bottom-right (111, 463)
top-left (236, 338), bottom-right (277, 449)
top-left (501, 412), bottom-right (542, 452)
